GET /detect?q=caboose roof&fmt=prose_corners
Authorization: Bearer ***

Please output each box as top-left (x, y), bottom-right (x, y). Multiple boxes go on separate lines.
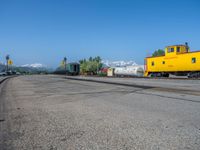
top-left (166, 44), bottom-right (186, 47)
top-left (145, 50), bottom-right (200, 58)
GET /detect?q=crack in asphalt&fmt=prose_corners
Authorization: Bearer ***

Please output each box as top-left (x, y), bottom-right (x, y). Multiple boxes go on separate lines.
top-left (134, 91), bottom-right (200, 104)
top-left (65, 77), bottom-right (200, 104)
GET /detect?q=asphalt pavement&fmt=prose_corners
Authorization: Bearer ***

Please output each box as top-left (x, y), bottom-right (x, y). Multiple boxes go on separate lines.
top-left (0, 75), bottom-right (200, 150)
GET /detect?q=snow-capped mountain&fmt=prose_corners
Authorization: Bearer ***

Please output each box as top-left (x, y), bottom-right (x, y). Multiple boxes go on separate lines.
top-left (102, 60), bottom-right (138, 67)
top-left (21, 63), bottom-right (46, 68)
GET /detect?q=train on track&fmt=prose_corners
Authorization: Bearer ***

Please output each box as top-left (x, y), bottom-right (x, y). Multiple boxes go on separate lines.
top-left (55, 43), bottom-right (200, 79)
top-left (144, 43), bottom-right (200, 78)
top-left (54, 63), bottom-right (80, 75)
top-left (107, 66), bottom-right (144, 77)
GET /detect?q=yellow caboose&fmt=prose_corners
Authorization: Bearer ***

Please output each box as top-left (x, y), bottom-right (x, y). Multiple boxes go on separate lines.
top-left (144, 43), bottom-right (200, 78)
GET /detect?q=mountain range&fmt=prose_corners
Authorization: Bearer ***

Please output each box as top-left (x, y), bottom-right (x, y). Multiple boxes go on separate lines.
top-left (21, 63), bottom-right (46, 68)
top-left (0, 63), bottom-right (51, 74)
top-left (102, 60), bottom-right (138, 67)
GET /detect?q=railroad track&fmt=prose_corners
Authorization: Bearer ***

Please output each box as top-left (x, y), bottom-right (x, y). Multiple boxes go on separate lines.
top-left (65, 76), bottom-right (200, 96)
top-left (79, 75), bottom-right (200, 80)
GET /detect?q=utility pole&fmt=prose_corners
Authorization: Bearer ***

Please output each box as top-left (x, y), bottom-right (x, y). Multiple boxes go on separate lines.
top-left (63, 57), bottom-right (67, 72)
top-left (97, 62), bottom-right (99, 75)
top-left (6, 55), bottom-right (10, 72)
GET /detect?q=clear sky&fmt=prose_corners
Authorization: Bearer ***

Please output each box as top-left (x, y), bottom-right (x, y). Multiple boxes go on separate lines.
top-left (0, 0), bottom-right (200, 68)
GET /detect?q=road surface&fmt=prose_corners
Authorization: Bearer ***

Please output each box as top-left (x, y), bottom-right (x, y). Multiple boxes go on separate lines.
top-left (0, 75), bottom-right (200, 150)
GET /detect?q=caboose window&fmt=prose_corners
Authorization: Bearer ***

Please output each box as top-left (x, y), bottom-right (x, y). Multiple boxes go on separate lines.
top-left (167, 48), bottom-right (174, 53)
top-left (151, 61), bottom-right (154, 66)
top-left (192, 57), bottom-right (196, 63)
top-left (177, 47), bottom-right (180, 52)
top-left (162, 61), bottom-right (165, 64)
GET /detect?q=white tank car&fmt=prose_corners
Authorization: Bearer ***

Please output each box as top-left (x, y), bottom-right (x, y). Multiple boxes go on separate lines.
top-left (114, 65), bottom-right (144, 77)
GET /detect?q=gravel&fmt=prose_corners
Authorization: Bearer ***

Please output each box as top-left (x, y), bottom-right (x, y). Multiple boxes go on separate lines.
top-left (0, 75), bottom-right (200, 150)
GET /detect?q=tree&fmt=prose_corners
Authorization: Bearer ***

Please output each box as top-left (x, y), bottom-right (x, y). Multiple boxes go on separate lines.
top-left (152, 49), bottom-right (165, 57)
top-left (79, 59), bottom-right (83, 64)
top-left (79, 56), bottom-right (103, 75)
top-left (93, 56), bottom-right (101, 63)
top-left (89, 57), bottom-right (93, 61)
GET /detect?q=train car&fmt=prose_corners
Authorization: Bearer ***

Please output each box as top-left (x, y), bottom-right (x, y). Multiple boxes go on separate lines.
top-left (54, 62), bottom-right (80, 75)
top-left (144, 43), bottom-right (200, 78)
top-left (66, 63), bottom-right (80, 75)
top-left (114, 66), bottom-right (144, 77)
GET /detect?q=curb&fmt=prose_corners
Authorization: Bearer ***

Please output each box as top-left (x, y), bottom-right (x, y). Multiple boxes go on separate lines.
top-left (0, 76), bottom-right (17, 85)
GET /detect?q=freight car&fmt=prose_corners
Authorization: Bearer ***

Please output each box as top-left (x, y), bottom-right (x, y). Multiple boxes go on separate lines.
top-left (107, 66), bottom-right (144, 77)
top-left (144, 43), bottom-right (200, 78)
top-left (66, 63), bottom-right (80, 75)
top-left (114, 66), bottom-right (144, 77)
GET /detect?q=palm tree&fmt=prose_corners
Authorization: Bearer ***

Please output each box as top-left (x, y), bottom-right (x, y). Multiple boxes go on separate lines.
top-left (95, 56), bottom-right (101, 74)
top-left (95, 56), bottom-right (101, 63)
top-left (89, 57), bottom-right (93, 62)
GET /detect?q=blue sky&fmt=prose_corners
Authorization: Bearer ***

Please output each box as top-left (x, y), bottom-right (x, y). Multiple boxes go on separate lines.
top-left (0, 0), bottom-right (200, 68)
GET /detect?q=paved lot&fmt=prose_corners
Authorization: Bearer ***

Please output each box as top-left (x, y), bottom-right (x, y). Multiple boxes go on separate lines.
top-left (66, 76), bottom-right (200, 91)
top-left (0, 75), bottom-right (200, 150)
